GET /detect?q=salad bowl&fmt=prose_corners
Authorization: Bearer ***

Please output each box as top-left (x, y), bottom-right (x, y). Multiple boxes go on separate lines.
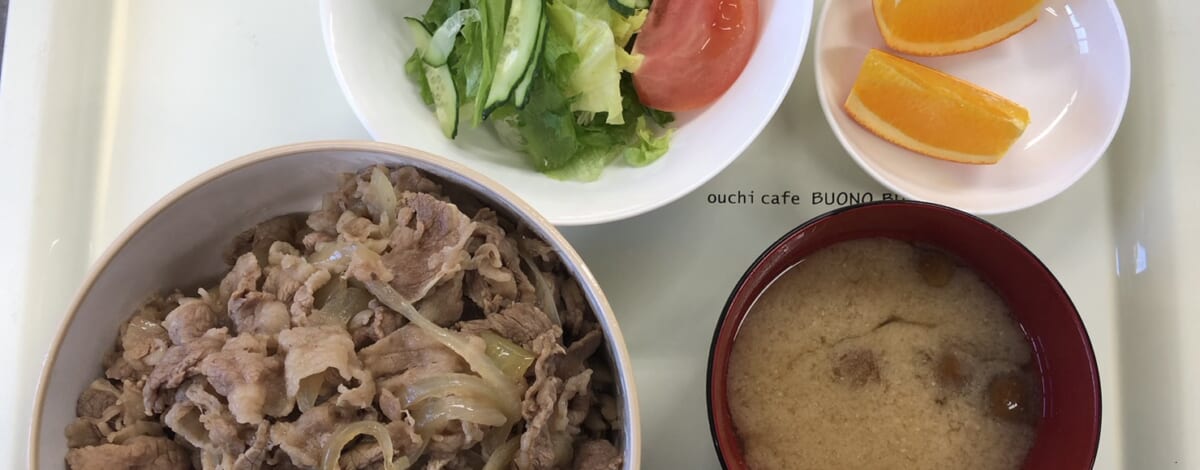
top-left (321, 0), bottom-right (814, 225)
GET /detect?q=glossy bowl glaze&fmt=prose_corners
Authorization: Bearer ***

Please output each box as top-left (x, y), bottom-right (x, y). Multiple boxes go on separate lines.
top-left (708, 201), bottom-right (1100, 469)
top-left (29, 141), bottom-right (641, 469)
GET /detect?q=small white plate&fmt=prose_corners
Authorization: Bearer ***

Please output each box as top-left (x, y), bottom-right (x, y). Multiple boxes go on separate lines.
top-left (321, 0), bottom-right (813, 225)
top-left (815, 0), bottom-right (1130, 214)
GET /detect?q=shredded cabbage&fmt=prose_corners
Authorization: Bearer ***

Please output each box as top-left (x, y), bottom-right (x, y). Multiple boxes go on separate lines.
top-left (321, 420), bottom-right (411, 470)
top-left (365, 281), bottom-right (524, 413)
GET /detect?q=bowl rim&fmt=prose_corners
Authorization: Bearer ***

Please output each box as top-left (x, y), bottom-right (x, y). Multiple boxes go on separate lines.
top-left (28, 140), bottom-right (642, 469)
top-left (317, 0), bottom-right (816, 226)
top-left (812, 0), bottom-right (1132, 215)
top-left (705, 200), bottom-right (1101, 469)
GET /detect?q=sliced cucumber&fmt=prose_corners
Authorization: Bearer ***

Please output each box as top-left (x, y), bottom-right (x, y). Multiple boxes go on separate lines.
top-left (482, 0), bottom-right (544, 116)
top-left (425, 64), bottom-right (459, 139)
top-left (408, 16), bottom-right (459, 138)
top-left (423, 9), bottom-right (481, 67)
top-left (608, 0), bottom-right (650, 16)
top-left (471, 0), bottom-right (508, 126)
top-left (404, 17), bottom-right (433, 52)
top-left (513, 14), bottom-right (547, 108)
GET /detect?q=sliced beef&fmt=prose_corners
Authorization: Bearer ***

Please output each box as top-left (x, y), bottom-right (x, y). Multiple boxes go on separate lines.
top-left (302, 230), bottom-right (336, 252)
top-left (336, 210), bottom-right (382, 243)
top-left (269, 402), bottom-right (359, 468)
top-left (414, 270), bottom-right (466, 326)
top-left (264, 241), bottom-right (329, 305)
top-left (559, 280), bottom-right (588, 338)
top-left (197, 334), bottom-right (292, 423)
top-left (290, 270), bottom-right (333, 327)
top-left (219, 253), bottom-right (262, 314)
top-left (380, 193), bottom-right (475, 303)
top-left (277, 325), bottom-right (373, 409)
top-left (458, 303), bottom-right (554, 349)
top-left (119, 314), bottom-right (171, 372)
top-left (573, 440), bottom-right (622, 470)
top-left (465, 209), bottom-right (536, 315)
top-left (103, 351), bottom-right (141, 383)
top-left (516, 374), bottom-right (570, 470)
top-left (349, 300), bottom-right (401, 348)
top-left (143, 328), bottom-right (230, 413)
top-left (231, 422), bottom-right (271, 470)
top-left (104, 420), bottom-right (164, 445)
top-left (307, 174), bottom-right (359, 235)
top-left (518, 235), bottom-right (557, 264)
top-left (65, 418), bottom-right (103, 448)
top-left (163, 298), bottom-right (220, 345)
top-left (389, 166), bottom-right (441, 195)
top-left (560, 328), bottom-right (604, 380)
top-left (163, 379), bottom-right (249, 456)
top-left (117, 380), bottom-right (149, 428)
top-left (347, 244), bottom-right (394, 284)
top-left (65, 435), bottom-right (190, 470)
top-left (228, 291), bottom-right (292, 339)
top-left (515, 369), bottom-right (592, 470)
top-left (224, 213), bottom-right (305, 267)
top-left (76, 379), bottom-right (120, 419)
top-left (359, 324), bottom-right (465, 387)
top-left (514, 328), bottom-right (571, 470)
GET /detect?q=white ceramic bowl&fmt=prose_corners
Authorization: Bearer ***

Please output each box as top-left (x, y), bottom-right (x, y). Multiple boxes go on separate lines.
top-left (320, 0), bottom-right (813, 225)
top-left (815, 0), bottom-right (1130, 214)
top-left (29, 141), bottom-right (641, 468)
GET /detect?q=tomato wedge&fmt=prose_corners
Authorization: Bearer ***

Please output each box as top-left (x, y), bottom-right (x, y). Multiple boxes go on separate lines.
top-left (632, 0), bottom-right (760, 112)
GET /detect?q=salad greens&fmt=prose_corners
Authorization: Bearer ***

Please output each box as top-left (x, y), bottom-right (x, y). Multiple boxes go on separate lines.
top-left (405, 0), bottom-right (672, 181)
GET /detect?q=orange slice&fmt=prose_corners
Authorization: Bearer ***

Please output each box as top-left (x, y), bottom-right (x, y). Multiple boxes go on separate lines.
top-left (844, 49), bottom-right (1030, 165)
top-left (873, 0), bottom-right (1043, 56)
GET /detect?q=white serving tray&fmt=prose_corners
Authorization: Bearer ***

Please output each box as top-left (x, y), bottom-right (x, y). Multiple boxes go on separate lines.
top-left (1, 0), bottom-right (1196, 468)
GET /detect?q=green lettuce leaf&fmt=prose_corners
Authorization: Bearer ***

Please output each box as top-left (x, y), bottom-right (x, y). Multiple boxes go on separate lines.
top-left (561, 0), bottom-right (647, 47)
top-left (423, 0), bottom-right (465, 26)
top-left (408, 0), bottom-right (671, 180)
top-left (546, 1), bottom-right (625, 125)
top-left (622, 116), bottom-right (672, 167)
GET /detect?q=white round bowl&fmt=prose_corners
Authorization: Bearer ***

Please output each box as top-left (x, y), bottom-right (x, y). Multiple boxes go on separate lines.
top-left (29, 141), bottom-right (641, 468)
top-left (815, 0), bottom-right (1131, 214)
top-left (320, 0), bottom-right (813, 225)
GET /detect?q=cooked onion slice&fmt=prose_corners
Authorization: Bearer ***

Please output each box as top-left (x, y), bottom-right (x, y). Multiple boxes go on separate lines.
top-left (365, 282), bottom-right (523, 410)
top-left (401, 373), bottom-right (519, 419)
top-left (296, 375), bottom-right (323, 412)
top-left (363, 167), bottom-right (398, 234)
top-left (481, 331), bottom-right (535, 382)
top-left (409, 396), bottom-right (507, 435)
top-left (321, 420), bottom-right (411, 470)
top-left (522, 255), bottom-right (561, 326)
top-left (482, 437), bottom-right (520, 470)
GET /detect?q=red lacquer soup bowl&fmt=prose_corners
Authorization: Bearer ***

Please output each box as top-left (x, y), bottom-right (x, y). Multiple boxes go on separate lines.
top-left (707, 201), bottom-right (1100, 469)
